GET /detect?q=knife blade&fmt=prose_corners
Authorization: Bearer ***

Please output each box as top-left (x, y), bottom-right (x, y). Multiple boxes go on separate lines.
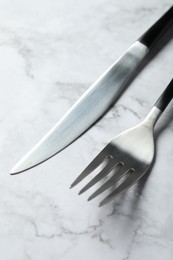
top-left (10, 6), bottom-right (173, 174)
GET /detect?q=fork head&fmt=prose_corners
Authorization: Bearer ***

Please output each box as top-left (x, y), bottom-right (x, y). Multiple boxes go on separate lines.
top-left (70, 122), bottom-right (155, 206)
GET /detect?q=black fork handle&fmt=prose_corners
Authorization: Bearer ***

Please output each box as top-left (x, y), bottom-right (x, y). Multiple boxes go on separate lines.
top-left (155, 79), bottom-right (173, 112)
top-left (138, 6), bottom-right (173, 49)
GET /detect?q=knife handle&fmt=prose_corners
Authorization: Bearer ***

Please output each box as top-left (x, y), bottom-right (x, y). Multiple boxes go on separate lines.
top-left (138, 6), bottom-right (173, 49)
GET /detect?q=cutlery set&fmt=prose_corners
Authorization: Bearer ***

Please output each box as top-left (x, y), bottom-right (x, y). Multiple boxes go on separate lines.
top-left (10, 6), bottom-right (173, 206)
top-left (71, 79), bottom-right (173, 206)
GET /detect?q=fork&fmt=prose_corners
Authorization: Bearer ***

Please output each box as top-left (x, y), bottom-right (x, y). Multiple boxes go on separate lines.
top-left (70, 79), bottom-right (173, 206)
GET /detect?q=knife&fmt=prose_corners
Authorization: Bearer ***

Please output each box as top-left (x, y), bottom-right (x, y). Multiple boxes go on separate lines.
top-left (10, 6), bottom-right (173, 174)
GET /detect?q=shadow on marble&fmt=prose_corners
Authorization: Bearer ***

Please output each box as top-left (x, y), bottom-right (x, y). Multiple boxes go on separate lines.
top-left (103, 24), bottom-right (173, 212)
top-left (69, 21), bottom-right (173, 222)
top-left (100, 101), bottom-right (173, 221)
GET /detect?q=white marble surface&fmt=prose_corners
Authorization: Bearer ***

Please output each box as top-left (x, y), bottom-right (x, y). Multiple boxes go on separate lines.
top-left (0, 0), bottom-right (173, 259)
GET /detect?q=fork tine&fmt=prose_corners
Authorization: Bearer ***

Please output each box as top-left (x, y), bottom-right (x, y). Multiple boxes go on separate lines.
top-left (70, 146), bottom-right (109, 188)
top-left (88, 165), bottom-right (128, 201)
top-left (78, 159), bottom-right (120, 195)
top-left (99, 169), bottom-right (144, 207)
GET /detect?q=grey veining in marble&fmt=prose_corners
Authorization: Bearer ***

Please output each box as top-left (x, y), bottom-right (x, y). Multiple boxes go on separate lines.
top-left (0, 0), bottom-right (173, 259)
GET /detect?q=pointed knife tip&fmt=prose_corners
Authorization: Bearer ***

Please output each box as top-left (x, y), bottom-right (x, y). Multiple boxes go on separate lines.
top-left (9, 161), bottom-right (32, 175)
top-left (9, 166), bottom-right (24, 175)
top-left (9, 165), bottom-right (17, 175)
top-left (9, 172), bottom-right (19, 176)
top-left (9, 171), bottom-right (16, 175)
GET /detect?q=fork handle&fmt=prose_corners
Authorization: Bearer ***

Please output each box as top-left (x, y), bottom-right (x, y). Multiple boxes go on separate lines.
top-left (138, 6), bottom-right (173, 49)
top-left (154, 79), bottom-right (173, 112)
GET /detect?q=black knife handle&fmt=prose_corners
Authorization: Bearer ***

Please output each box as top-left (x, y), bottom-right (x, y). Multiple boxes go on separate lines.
top-left (155, 79), bottom-right (173, 112)
top-left (138, 6), bottom-right (173, 49)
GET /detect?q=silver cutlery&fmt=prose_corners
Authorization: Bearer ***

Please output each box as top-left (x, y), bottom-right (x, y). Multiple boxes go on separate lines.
top-left (10, 6), bottom-right (173, 174)
top-left (71, 79), bottom-right (173, 206)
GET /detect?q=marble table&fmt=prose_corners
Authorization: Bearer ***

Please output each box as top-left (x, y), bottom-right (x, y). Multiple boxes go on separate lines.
top-left (0, 0), bottom-right (173, 259)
